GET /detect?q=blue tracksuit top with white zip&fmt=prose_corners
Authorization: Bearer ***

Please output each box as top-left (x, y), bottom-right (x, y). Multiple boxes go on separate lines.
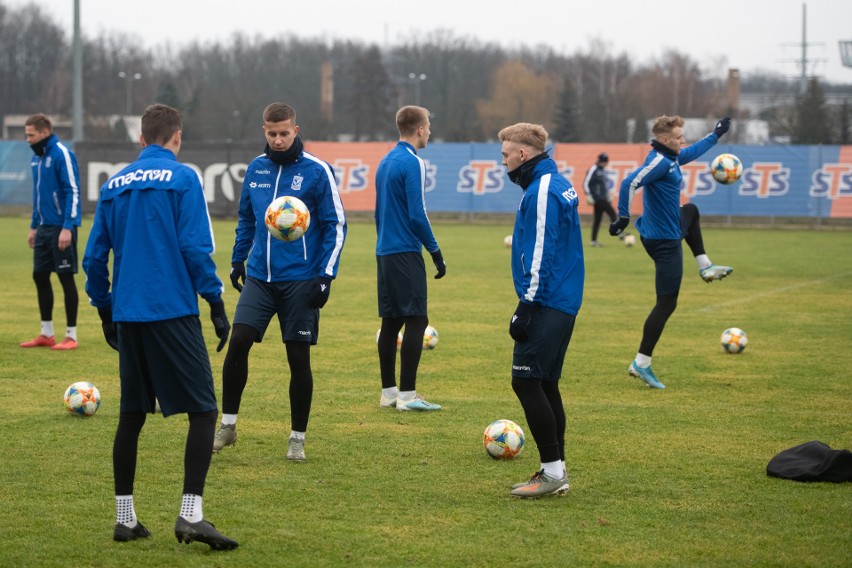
top-left (82, 145), bottom-right (224, 322)
top-left (233, 151), bottom-right (346, 282)
top-left (375, 141), bottom-right (439, 256)
top-left (617, 132), bottom-right (719, 240)
top-left (512, 157), bottom-right (584, 316)
top-left (30, 134), bottom-right (82, 230)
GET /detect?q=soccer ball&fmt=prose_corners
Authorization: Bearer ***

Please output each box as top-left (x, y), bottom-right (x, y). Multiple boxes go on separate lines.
top-left (503, 235), bottom-right (513, 247)
top-left (375, 329), bottom-right (403, 349)
top-left (423, 325), bottom-right (439, 350)
top-left (710, 153), bottom-right (743, 185)
top-left (721, 327), bottom-right (748, 354)
top-left (64, 381), bottom-right (101, 417)
top-left (265, 195), bottom-right (310, 241)
top-left (483, 419), bottom-right (525, 460)
top-left (623, 234), bottom-right (636, 247)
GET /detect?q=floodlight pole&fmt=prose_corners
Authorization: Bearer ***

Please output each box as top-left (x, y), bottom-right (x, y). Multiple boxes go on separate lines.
top-left (118, 71), bottom-right (143, 115)
top-left (408, 73), bottom-right (427, 106)
top-left (72, 0), bottom-right (83, 141)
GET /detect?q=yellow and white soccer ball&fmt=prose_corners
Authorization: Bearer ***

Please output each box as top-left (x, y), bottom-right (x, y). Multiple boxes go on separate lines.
top-left (721, 327), bottom-right (748, 354)
top-left (623, 234), bottom-right (636, 247)
top-left (64, 381), bottom-right (101, 417)
top-left (483, 419), bottom-right (525, 460)
top-left (423, 325), bottom-right (439, 350)
top-left (265, 195), bottom-right (310, 241)
top-left (503, 235), bottom-right (513, 247)
top-left (710, 153), bottom-right (743, 185)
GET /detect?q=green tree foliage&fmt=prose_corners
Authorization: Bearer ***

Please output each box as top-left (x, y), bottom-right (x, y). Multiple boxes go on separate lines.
top-left (551, 78), bottom-right (581, 142)
top-left (793, 78), bottom-right (833, 144)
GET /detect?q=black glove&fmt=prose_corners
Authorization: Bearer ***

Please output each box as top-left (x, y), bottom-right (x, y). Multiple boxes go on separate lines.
top-left (307, 277), bottom-right (332, 309)
top-left (509, 301), bottom-right (535, 342)
top-left (230, 261), bottom-right (246, 293)
top-left (609, 216), bottom-right (630, 236)
top-left (209, 301), bottom-right (230, 353)
top-left (430, 249), bottom-right (446, 279)
top-left (713, 117), bottom-right (731, 138)
top-left (97, 306), bottom-right (118, 351)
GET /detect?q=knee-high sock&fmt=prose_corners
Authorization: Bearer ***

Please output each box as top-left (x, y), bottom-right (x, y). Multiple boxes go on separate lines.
top-left (639, 293), bottom-right (679, 356)
top-left (184, 410), bottom-right (217, 496)
top-left (512, 377), bottom-right (561, 463)
top-left (286, 341), bottom-right (313, 433)
top-left (399, 315), bottom-right (428, 392)
top-left (378, 317), bottom-right (405, 389)
top-left (113, 411), bottom-right (147, 495)
top-left (221, 323), bottom-right (256, 415)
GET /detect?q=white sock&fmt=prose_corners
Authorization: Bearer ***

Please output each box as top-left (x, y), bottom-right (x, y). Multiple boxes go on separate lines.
top-left (221, 413), bottom-right (237, 426)
top-left (65, 326), bottom-right (77, 341)
top-left (542, 460), bottom-right (563, 479)
top-left (41, 321), bottom-right (54, 337)
top-left (398, 390), bottom-right (416, 402)
top-left (180, 494), bottom-right (203, 523)
top-left (290, 430), bottom-right (305, 441)
top-left (695, 254), bottom-right (712, 270)
top-left (115, 495), bottom-right (137, 527)
top-left (562, 461), bottom-right (567, 476)
top-left (635, 353), bottom-right (652, 368)
top-left (382, 387), bottom-right (399, 399)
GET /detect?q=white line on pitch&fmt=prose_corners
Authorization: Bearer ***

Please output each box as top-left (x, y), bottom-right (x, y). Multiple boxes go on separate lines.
top-left (696, 271), bottom-right (852, 313)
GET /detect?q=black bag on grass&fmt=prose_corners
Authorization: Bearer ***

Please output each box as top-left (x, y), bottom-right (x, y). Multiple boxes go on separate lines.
top-left (767, 441), bottom-right (852, 482)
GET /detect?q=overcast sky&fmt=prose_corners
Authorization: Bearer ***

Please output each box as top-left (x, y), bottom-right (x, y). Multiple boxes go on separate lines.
top-left (11, 0), bottom-right (852, 83)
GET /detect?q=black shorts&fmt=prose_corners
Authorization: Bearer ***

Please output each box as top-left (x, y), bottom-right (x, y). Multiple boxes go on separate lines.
top-left (640, 237), bottom-right (683, 296)
top-left (233, 277), bottom-right (319, 344)
top-left (117, 316), bottom-right (217, 417)
top-left (512, 306), bottom-right (576, 381)
top-left (33, 225), bottom-right (77, 274)
top-left (376, 252), bottom-right (427, 318)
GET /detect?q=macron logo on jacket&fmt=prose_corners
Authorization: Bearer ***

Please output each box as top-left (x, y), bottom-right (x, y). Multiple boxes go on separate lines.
top-left (108, 168), bottom-right (174, 190)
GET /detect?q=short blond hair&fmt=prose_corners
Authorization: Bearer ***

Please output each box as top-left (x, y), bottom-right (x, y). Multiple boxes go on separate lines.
top-left (396, 106), bottom-right (428, 136)
top-left (651, 115), bottom-right (684, 137)
top-left (497, 123), bottom-right (548, 152)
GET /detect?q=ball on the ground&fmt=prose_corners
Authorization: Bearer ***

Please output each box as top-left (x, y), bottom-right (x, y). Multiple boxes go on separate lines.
top-left (423, 325), bottom-right (439, 350)
top-left (624, 234), bottom-right (636, 247)
top-left (503, 235), bottom-right (513, 247)
top-left (721, 327), bottom-right (748, 354)
top-left (710, 153), bottom-right (743, 185)
top-left (64, 381), bottom-right (101, 417)
top-left (265, 195), bottom-right (310, 241)
top-left (483, 419), bottom-right (525, 460)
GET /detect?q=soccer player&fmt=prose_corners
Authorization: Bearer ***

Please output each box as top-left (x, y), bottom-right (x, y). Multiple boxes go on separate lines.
top-left (83, 104), bottom-right (237, 549)
top-left (213, 102), bottom-right (346, 461)
top-left (375, 105), bottom-right (446, 411)
top-left (610, 115), bottom-right (733, 389)
top-left (583, 152), bottom-right (617, 247)
top-left (20, 114), bottom-right (81, 350)
top-left (499, 123), bottom-right (584, 498)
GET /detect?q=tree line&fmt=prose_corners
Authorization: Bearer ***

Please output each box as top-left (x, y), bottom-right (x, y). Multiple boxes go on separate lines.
top-left (1, 2), bottom-right (848, 144)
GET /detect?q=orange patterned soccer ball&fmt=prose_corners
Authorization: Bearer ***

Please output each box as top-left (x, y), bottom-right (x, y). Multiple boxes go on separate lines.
top-left (483, 419), bottom-right (525, 460)
top-left (265, 196), bottom-right (310, 241)
top-left (64, 381), bottom-right (101, 417)
top-left (721, 327), bottom-right (748, 354)
top-left (710, 153), bottom-right (743, 185)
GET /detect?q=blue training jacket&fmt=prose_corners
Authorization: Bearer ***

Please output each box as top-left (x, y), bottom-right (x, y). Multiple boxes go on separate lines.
top-left (30, 134), bottom-right (81, 230)
top-left (617, 133), bottom-right (719, 239)
top-left (512, 158), bottom-right (585, 316)
top-left (83, 145), bottom-right (224, 322)
top-left (375, 141), bottom-right (439, 256)
top-left (232, 151), bottom-right (346, 282)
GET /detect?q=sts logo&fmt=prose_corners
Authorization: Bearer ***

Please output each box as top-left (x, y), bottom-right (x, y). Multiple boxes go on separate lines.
top-left (423, 160), bottom-right (438, 192)
top-left (457, 160), bottom-right (504, 195)
top-left (739, 163), bottom-right (790, 198)
top-left (679, 162), bottom-right (716, 197)
top-left (332, 159), bottom-right (370, 193)
top-left (554, 161), bottom-right (574, 184)
top-left (809, 163), bottom-right (852, 199)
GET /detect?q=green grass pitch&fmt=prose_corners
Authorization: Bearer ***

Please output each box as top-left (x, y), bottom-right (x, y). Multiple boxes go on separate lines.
top-left (0, 215), bottom-right (850, 567)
